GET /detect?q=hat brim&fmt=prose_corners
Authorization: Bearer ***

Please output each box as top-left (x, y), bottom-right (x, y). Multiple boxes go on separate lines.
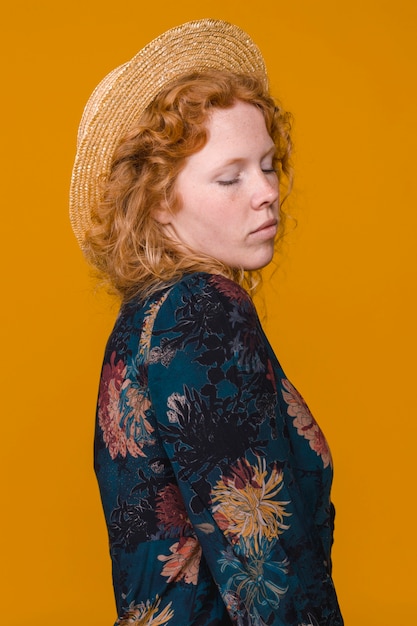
top-left (69, 19), bottom-right (268, 250)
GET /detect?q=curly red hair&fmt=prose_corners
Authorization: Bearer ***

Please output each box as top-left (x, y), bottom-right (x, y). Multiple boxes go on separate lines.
top-left (84, 70), bottom-right (293, 301)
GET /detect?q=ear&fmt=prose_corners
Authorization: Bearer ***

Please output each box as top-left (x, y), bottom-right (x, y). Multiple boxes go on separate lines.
top-left (153, 205), bottom-right (172, 225)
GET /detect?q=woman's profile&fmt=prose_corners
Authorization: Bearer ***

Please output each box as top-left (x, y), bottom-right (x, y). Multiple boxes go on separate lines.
top-left (70, 18), bottom-right (343, 626)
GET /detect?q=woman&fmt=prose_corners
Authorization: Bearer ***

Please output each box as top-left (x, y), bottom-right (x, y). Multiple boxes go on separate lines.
top-left (70, 19), bottom-right (343, 626)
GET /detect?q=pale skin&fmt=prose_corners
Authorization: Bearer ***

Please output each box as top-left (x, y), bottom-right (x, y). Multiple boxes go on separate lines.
top-left (155, 100), bottom-right (280, 271)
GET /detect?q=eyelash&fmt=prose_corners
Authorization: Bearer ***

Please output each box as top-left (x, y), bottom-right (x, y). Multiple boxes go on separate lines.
top-left (218, 178), bottom-right (239, 186)
top-left (217, 168), bottom-right (277, 186)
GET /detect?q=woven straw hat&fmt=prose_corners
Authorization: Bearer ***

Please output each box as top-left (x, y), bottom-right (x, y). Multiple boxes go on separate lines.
top-left (69, 18), bottom-right (268, 251)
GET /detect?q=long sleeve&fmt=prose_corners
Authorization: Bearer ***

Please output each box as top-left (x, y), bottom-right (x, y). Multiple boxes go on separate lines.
top-left (94, 272), bottom-right (343, 626)
top-left (147, 273), bottom-right (342, 626)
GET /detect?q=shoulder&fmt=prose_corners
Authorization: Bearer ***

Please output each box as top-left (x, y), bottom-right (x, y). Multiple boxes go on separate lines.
top-left (147, 274), bottom-right (263, 376)
top-left (149, 273), bottom-right (258, 334)
top-left (159, 272), bottom-right (255, 316)
top-left (177, 272), bottom-right (251, 302)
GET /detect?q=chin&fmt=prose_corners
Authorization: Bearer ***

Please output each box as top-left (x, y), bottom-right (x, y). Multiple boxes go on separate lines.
top-left (244, 253), bottom-right (275, 271)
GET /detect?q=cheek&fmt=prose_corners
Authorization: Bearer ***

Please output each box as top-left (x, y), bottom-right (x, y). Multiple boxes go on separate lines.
top-left (182, 193), bottom-right (222, 224)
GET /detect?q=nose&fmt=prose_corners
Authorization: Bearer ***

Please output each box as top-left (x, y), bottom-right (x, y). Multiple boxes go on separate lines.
top-left (251, 170), bottom-right (279, 210)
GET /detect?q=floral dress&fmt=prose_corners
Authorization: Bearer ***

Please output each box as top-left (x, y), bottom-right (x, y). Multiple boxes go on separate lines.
top-left (95, 273), bottom-right (344, 626)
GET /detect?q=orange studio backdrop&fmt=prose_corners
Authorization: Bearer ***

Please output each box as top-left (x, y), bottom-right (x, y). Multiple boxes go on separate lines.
top-left (1, 1), bottom-right (416, 624)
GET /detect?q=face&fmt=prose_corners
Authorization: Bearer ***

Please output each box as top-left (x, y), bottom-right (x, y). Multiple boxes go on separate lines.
top-left (157, 100), bottom-right (279, 271)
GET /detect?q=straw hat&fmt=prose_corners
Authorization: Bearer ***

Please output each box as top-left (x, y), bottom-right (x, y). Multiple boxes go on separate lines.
top-left (69, 18), bottom-right (268, 251)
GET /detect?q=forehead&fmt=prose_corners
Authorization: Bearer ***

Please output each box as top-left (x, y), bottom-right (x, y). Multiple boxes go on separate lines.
top-left (207, 101), bottom-right (269, 135)
top-left (199, 101), bottom-right (275, 159)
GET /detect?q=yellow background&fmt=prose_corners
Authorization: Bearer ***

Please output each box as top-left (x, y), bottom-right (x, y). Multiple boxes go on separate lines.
top-left (1, 1), bottom-right (416, 624)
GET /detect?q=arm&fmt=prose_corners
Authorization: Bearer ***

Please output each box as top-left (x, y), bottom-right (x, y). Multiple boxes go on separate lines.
top-left (148, 274), bottom-right (340, 625)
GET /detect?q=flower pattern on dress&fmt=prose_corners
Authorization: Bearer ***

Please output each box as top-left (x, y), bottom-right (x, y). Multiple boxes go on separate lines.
top-left (157, 537), bottom-right (202, 585)
top-left (161, 385), bottom-right (266, 485)
top-left (139, 291), bottom-right (171, 361)
top-left (219, 538), bottom-right (289, 617)
top-left (208, 274), bottom-right (252, 305)
top-left (281, 378), bottom-right (333, 468)
top-left (98, 350), bottom-right (155, 459)
top-left (211, 458), bottom-right (290, 550)
top-left (98, 350), bottom-right (127, 459)
top-left (94, 273), bottom-right (343, 626)
top-left (155, 484), bottom-right (192, 535)
top-left (116, 596), bottom-right (174, 625)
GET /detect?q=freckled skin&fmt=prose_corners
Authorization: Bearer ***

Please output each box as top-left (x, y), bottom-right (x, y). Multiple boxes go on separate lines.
top-left (159, 101), bottom-right (280, 271)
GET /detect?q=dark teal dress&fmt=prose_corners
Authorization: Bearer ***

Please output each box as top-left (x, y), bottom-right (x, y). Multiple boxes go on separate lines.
top-left (94, 273), bottom-right (343, 626)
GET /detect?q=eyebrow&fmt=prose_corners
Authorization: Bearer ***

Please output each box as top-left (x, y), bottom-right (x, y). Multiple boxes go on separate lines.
top-left (211, 145), bottom-right (276, 171)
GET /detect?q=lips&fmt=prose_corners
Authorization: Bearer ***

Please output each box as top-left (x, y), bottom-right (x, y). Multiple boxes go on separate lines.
top-left (251, 218), bottom-right (278, 234)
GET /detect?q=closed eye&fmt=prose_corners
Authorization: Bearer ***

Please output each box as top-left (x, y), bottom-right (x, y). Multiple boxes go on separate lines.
top-left (217, 178), bottom-right (239, 186)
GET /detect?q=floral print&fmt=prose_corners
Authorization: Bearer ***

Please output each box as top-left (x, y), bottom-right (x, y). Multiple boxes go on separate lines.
top-left (219, 538), bottom-right (289, 617)
top-left (116, 596), bottom-right (174, 625)
top-left (211, 458), bottom-right (290, 549)
top-left (155, 484), bottom-right (192, 535)
top-left (281, 378), bottom-right (332, 468)
top-left (158, 537), bottom-right (202, 584)
top-left (98, 351), bottom-right (154, 460)
top-left (95, 273), bottom-right (343, 625)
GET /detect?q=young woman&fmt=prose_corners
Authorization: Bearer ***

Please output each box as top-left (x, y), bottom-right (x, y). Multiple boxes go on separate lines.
top-left (70, 19), bottom-right (343, 626)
